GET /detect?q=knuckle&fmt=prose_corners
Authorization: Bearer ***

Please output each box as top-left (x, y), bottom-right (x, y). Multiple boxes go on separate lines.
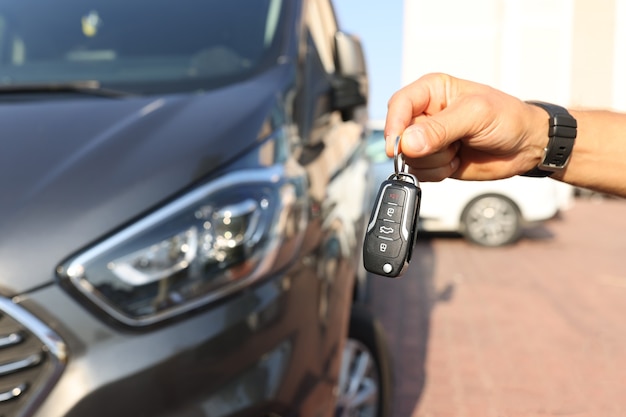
top-left (461, 93), bottom-right (495, 119)
top-left (387, 89), bottom-right (406, 109)
top-left (470, 96), bottom-right (493, 116)
top-left (422, 72), bottom-right (452, 85)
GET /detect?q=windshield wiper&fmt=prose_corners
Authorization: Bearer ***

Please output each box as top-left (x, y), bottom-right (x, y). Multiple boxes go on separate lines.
top-left (0, 81), bottom-right (135, 98)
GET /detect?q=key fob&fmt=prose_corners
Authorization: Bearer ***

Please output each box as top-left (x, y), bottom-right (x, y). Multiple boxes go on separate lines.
top-left (363, 173), bottom-right (421, 277)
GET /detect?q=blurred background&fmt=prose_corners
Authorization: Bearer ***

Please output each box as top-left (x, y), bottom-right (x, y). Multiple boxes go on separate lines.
top-left (334, 0), bottom-right (403, 121)
top-left (336, 0), bottom-right (626, 119)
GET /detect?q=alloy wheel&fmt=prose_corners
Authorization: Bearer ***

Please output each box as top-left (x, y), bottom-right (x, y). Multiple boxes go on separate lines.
top-left (335, 338), bottom-right (380, 417)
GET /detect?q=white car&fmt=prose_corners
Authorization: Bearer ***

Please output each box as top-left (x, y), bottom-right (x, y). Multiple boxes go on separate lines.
top-left (365, 126), bottom-right (574, 246)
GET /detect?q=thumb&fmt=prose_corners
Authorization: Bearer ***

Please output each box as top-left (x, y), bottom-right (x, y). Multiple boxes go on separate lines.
top-left (400, 115), bottom-right (450, 158)
top-left (399, 105), bottom-right (474, 158)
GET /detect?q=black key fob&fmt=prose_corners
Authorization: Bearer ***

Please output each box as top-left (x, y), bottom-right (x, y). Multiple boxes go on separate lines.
top-left (363, 173), bottom-right (421, 277)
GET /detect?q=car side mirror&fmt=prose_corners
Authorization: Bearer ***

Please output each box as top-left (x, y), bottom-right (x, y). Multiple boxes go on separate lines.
top-left (332, 31), bottom-right (368, 119)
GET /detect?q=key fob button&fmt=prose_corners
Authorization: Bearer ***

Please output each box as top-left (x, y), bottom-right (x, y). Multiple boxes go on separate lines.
top-left (366, 235), bottom-right (402, 258)
top-left (373, 220), bottom-right (401, 240)
top-left (382, 187), bottom-right (406, 205)
top-left (378, 203), bottom-right (403, 223)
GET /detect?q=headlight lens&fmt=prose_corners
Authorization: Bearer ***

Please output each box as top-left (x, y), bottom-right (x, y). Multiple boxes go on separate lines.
top-left (58, 167), bottom-right (303, 327)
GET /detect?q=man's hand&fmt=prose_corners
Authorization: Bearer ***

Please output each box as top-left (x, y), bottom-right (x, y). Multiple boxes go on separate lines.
top-left (384, 73), bottom-right (548, 182)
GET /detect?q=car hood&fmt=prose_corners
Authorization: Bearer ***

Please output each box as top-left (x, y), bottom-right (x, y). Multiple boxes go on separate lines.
top-left (0, 64), bottom-right (292, 295)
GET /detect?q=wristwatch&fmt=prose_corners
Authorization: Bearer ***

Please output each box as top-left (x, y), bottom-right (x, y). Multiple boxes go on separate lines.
top-left (522, 101), bottom-right (577, 177)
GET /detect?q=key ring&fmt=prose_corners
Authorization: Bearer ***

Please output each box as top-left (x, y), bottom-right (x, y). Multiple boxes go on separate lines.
top-left (394, 136), bottom-right (407, 176)
top-left (392, 136), bottom-right (420, 186)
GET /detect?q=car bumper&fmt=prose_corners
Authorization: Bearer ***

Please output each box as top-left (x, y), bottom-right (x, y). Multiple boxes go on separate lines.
top-left (10, 265), bottom-right (346, 417)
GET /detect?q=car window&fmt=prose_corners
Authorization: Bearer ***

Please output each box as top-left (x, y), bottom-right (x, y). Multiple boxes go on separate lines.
top-left (0, 0), bottom-right (285, 94)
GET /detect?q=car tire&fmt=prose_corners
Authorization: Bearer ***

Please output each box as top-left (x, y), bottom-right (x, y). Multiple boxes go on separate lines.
top-left (460, 194), bottom-right (522, 247)
top-left (336, 304), bottom-right (393, 417)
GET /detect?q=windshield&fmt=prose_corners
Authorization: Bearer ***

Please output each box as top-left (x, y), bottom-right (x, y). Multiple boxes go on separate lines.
top-left (0, 0), bottom-right (286, 95)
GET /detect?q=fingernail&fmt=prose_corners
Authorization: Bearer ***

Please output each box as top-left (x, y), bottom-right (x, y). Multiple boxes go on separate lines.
top-left (384, 135), bottom-right (396, 157)
top-left (402, 127), bottom-right (427, 154)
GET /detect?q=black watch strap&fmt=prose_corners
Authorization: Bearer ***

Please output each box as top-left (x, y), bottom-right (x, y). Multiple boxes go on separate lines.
top-left (521, 101), bottom-right (577, 177)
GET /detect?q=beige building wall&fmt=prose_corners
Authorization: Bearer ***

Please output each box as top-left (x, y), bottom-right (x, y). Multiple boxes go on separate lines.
top-left (403, 0), bottom-right (626, 110)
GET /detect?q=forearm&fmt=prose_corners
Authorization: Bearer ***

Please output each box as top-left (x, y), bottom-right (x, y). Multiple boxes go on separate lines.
top-left (550, 110), bottom-right (626, 197)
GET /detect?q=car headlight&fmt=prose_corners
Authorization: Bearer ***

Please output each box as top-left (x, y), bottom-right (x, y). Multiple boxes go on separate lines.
top-left (57, 167), bottom-right (305, 327)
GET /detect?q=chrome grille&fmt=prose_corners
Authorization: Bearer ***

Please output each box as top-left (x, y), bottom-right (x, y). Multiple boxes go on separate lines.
top-left (0, 297), bottom-right (67, 417)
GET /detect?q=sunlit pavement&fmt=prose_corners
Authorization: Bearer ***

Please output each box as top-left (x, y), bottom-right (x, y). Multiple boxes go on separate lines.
top-left (370, 197), bottom-right (626, 417)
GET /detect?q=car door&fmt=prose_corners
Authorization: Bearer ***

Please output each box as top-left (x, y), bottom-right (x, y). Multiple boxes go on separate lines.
top-left (283, 0), bottom-right (371, 414)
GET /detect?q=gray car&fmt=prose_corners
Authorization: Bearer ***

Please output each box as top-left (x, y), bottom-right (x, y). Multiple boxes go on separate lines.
top-left (0, 1), bottom-right (392, 416)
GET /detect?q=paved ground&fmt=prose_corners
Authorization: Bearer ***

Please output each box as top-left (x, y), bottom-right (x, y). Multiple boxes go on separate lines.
top-left (369, 197), bottom-right (626, 417)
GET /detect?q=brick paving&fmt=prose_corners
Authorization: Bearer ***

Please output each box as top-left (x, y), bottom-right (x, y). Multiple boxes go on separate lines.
top-left (370, 197), bottom-right (626, 417)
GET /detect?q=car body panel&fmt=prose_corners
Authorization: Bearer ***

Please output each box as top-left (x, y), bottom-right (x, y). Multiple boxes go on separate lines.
top-left (0, 0), bottom-right (375, 416)
top-left (20, 247), bottom-right (353, 417)
top-left (0, 64), bottom-right (293, 295)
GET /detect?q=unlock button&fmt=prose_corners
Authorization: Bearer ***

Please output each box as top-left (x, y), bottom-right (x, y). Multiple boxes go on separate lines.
top-left (378, 203), bottom-right (403, 223)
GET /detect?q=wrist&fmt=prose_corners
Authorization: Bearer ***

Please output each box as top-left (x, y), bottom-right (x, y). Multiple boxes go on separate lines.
top-left (520, 101), bottom-right (577, 177)
top-left (522, 102), bottom-right (551, 170)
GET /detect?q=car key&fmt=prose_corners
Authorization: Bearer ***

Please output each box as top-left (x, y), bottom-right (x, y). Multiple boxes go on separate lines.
top-left (363, 137), bottom-right (421, 277)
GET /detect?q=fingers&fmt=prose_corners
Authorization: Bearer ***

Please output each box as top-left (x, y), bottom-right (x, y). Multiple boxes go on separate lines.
top-left (408, 159), bottom-right (460, 182)
top-left (384, 73), bottom-right (453, 141)
top-left (404, 141), bottom-right (461, 182)
top-left (384, 73), bottom-right (483, 159)
top-left (400, 115), bottom-right (449, 157)
top-left (384, 74), bottom-right (441, 158)
top-left (384, 80), bottom-right (431, 142)
top-left (384, 98), bottom-right (480, 160)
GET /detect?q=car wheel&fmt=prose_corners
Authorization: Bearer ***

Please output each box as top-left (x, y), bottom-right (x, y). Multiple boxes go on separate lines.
top-left (336, 304), bottom-right (393, 417)
top-left (460, 194), bottom-right (522, 247)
